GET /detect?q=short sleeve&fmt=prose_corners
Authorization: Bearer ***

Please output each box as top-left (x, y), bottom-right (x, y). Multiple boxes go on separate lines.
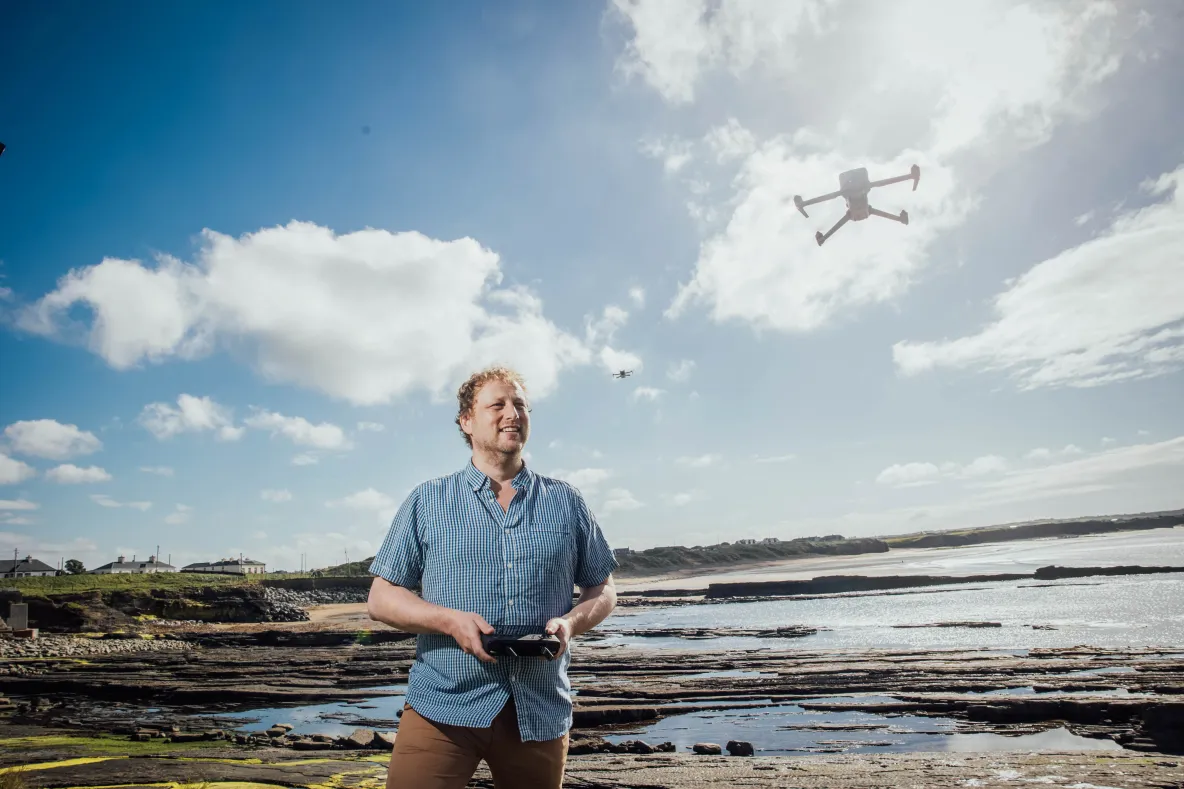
top-left (368, 486), bottom-right (424, 589)
top-left (572, 489), bottom-right (618, 588)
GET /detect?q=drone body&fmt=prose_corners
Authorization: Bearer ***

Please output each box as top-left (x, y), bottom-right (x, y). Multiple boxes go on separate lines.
top-left (612, 369), bottom-right (633, 379)
top-left (794, 164), bottom-right (920, 245)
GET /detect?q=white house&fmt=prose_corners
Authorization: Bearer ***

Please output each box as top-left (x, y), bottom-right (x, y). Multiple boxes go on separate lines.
top-left (91, 555), bottom-right (177, 574)
top-left (181, 557), bottom-right (267, 575)
top-left (1, 555), bottom-right (56, 578)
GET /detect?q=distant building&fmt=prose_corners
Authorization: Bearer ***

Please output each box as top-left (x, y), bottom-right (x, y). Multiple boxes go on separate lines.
top-left (736, 538), bottom-right (757, 545)
top-left (612, 547), bottom-right (634, 558)
top-left (181, 557), bottom-right (267, 575)
top-left (91, 554), bottom-right (177, 574)
top-left (760, 537), bottom-right (780, 544)
top-left (1, 555), bottom-right (56, 578)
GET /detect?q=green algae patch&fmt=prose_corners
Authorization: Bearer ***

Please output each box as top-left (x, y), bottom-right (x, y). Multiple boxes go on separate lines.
top-left (0, 756), bottom-right (124, 773)
top-left (0, 734), bottom-right (224, 756)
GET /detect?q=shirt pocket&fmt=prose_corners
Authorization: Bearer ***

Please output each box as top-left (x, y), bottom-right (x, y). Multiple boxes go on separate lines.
top-left (522, 526), bottom-right (573, 582)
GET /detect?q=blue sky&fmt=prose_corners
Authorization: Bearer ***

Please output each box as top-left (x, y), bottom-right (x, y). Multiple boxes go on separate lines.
top-left (2, 0), bottom-right (1182, 572)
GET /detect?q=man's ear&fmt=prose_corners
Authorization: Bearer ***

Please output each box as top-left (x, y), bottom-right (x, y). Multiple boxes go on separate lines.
top-left (459, 410), bottom-right (472, 436)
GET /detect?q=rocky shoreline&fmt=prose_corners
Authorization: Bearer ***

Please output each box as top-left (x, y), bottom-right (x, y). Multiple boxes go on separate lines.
top-left (2, 619), bottom-right (1183, 787)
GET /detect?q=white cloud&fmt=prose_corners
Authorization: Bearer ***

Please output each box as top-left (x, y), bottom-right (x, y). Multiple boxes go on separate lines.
top-left (0, 499), bottom-right (38, 511)
top-left (959, 454), bottom-right (1009, 478)
top-left (586, 305), bottom-right (630, 346)
top-left (1101, 436), bottom-right (1118, 446)
top-left (90, 494), bottom-right (151, 511)
top-left (609, 0), bottom-right (835, 105)
top-left (967, 436), bottom-right (1184, 505)
top-left (356, 421), bottom-right (385, 432)
top-left (164, 504), bottom-right (192, 525)
top-left (876, 462), bottom-right (942, 487)
top-left (261, 488), bottom-right (293, 503)
top-left (327, 488), bottom-right (398, 524)
top-left (0, 453), bottom-right (36, 485)
top-left (640, 135), bottom-right (695, 174)
top-left (612, 1), bottom-right (1139, 333)
top-left (876, 453), bottom-right (1010, 487)
top-left (667, 489), bottom-right (702, 506)
top-left (628, 287), bottom-right (646, 308)
top-left (894, 163), bottom-right (1184, 389)
top-left (548, 467), bottom-right (612, 491)
top-left (704, 118), bottom-right (757, 163)
top-left (16, 221), bottom-right (590, 406)
top-left (600, 346), bottom-right (643, 375)
top-left (139, 394), bottom-right (243, 441)
top-left (631, 385), bottom-right (664, 402)
top-left (0, 530), bottom-right (98, 563)
top-left (677, 453), bottom-right (720, 468)
top-left (754, 453), bottom-right (797, 463)
top-left (139, 465), bottom-right (175, 477)
top-left (45, 464), bottom-right (112, 484)
top-left (602, 487), bottom-right (644, 513)
top-left (291, 453), bottom-right (319, 466)
top-left (3, 419), bottom-right (101, 460)
top-left (243, 408), bottom-right (352, 450)
top-left (666, 359), bottom-right (695, 382)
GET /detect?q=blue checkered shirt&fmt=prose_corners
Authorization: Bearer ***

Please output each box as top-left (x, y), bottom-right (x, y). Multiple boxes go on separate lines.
top-left (369, 460), bottom-right (618, 742)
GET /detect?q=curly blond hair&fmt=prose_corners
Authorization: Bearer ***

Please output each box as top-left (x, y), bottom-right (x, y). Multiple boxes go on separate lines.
top-left (455, 365), bottom-right (529, 448)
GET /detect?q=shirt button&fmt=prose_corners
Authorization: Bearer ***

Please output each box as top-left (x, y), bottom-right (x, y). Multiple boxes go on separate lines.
top-left (508, 599), bottom-right (514, 606)
top-left (504, 528), bottom-right (510, 534)
top-left (507, 562), bottom-right (512, 568)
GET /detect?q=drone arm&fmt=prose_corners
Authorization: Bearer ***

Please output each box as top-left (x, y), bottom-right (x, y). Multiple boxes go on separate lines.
top-left (815, 210), bottom-right (851, 246)
top-left (794, 190), bottom-right (842, 217)
top-left (869, 164), bottom-right (921, 192)
top-left (868, 206), bottom-right (908, 225)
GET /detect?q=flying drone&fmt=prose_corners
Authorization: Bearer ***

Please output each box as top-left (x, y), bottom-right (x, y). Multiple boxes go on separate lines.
top-left (794, 164), bottom-right (920, 246)
top-left (612, 369), bottom-right (633, 379)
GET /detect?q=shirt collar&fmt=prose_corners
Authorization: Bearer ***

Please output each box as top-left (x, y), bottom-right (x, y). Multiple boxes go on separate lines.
top-left (464, 458), bottom-right (534, 492)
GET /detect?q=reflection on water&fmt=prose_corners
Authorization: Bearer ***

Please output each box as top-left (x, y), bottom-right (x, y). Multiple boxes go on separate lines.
top-left (602, 700), bottom-right (1124, 755)
top-left (217, 684), bottom-right (407, 737)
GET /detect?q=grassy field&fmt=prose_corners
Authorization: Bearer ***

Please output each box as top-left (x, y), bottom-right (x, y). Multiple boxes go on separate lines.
top-left (0, 571), bottom-right (313, 595)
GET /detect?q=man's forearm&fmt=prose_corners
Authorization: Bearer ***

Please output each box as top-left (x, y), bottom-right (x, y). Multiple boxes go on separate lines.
top-left (563, 577), bottom-right (617, 636)
top-left (368, 578), bottom-right (456, 635)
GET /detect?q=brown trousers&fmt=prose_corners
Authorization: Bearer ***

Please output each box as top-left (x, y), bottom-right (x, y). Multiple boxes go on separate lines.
top-left (385, 697), bottom-right (569, 789)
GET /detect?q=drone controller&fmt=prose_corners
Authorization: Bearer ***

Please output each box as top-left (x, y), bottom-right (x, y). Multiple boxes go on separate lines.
top-left (480, 632), bottom-right (561, 660)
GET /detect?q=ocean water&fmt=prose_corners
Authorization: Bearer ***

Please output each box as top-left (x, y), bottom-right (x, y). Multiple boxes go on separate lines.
top-left (601, 572), bottom-right (1184, 650)
top-left (602, 529), bottom-right (1184, 651)
top-left (625, 527), bottom-right (1184, 589)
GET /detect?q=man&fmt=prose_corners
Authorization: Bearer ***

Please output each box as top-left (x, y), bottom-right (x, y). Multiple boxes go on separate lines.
top-left (367, 365), bottom-right (619, 789)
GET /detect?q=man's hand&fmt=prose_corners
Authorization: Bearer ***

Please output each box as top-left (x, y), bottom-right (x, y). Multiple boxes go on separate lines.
top-left (448, 611), bottom-right (497, 663)
top-left (545, 616), bottom-right (573, 659)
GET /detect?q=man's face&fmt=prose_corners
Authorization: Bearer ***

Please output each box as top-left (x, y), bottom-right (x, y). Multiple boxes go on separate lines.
top-left (463, 378), bottom-right (530, 456)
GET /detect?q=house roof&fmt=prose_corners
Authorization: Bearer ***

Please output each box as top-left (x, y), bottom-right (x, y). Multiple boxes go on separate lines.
top-left (92, 559), bottom-right (176, 571)
top-left (0, 557), bottom-right (56, 574)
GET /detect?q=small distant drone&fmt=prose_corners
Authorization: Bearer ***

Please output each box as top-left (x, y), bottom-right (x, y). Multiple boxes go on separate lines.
top-left (794, 164), bottom-right (920, 246)
top-left (612, 370), bottom-right (633, 379)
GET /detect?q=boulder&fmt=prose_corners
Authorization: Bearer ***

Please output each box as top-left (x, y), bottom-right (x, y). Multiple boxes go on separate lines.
top-left (340, 728), bottom-right (378, 749)
top-left (727, 740), bottom-right (755, 756)
top-left (693, 742), bottom-right (722, 755)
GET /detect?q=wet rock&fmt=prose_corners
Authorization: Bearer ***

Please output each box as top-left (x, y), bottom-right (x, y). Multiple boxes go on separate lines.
top-left (693, 742), bottom-right (722, 754)
top-left (375, 731), bottom-right (396, 749)
top-left (291, 738), bottom-right (334, 750)
top-left (340, 727), bottom-right (378, 748)
top-left (727, 739), bottom-right (755, 756)
top-left (572, 705), bottom-right (660, 727)
top-left (568, 733), bottom-right (611, 755)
